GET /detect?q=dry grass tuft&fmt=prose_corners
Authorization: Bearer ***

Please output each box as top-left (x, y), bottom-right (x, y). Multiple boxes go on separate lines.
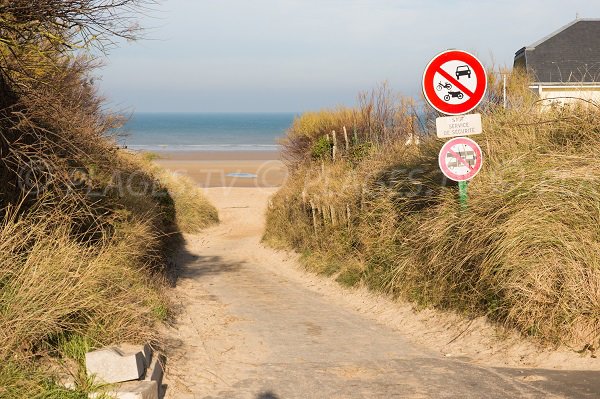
top-left (147, 158), bottom-right (219, 234)
top-left (0, 207), bottom-right (162, 360)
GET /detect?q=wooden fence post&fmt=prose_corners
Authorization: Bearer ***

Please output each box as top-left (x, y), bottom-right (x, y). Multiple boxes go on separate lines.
top-left (310, 200), bottom-right (317, 234)
top-left (330, 205), bottom-right (336, 226)
top-left (332, 130), bottom-right (337, 161)
top-left (319, 203), bottom-right (327, 226)
top-left (343, 126), bottom-right (349, 152)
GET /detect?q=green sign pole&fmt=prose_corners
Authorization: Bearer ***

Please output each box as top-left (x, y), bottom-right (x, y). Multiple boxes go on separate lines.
top-left (458, 181), bottom-right (468, 210)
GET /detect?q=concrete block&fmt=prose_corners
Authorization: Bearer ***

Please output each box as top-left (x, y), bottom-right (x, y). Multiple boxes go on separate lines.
top-left (145, 354), bottom-right (165, 392)
top-left (119, 343), bottom-right (153, 368)
top-left (85, 347), bottom-right (145, 384)
top-left (90, 381), bottom-right (158, 399)
top-left (142, 344), bottom-right (152, 368)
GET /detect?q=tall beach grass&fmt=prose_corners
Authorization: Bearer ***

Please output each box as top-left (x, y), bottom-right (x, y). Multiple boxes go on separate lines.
top-left (265, 75), bottom-right (600, 348)
top-left (0, 1), bottom-right (218, 396)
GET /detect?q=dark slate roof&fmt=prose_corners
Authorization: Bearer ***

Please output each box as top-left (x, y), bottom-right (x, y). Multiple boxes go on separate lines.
top-left (513, 19), bottom-right (600, 84)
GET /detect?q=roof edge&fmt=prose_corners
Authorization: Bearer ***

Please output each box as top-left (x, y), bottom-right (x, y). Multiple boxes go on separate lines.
top-left (526, 18), bottom-right (600, 49)
top-left (514, 47), bottom-right (526, 57)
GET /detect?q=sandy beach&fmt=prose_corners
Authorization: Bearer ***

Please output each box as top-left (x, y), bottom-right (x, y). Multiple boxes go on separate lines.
top-left (152, 150), bottom-right (288, 188)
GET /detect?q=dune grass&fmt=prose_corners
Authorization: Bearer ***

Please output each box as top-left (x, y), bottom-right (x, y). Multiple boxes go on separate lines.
top-left (0, 1), bottom-right (218, 396)
top-left (265, 75), bottom-right (600, 348)
top-left (146, 157), bottom-right (219, 234)
top-left (0, 154), bottom-right (218, 397)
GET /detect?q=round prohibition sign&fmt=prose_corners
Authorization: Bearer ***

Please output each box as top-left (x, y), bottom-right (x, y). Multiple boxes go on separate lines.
top-left (423, 50), bottom-right (487, 115)
top-left (438, 137), bottom-right (483, 182)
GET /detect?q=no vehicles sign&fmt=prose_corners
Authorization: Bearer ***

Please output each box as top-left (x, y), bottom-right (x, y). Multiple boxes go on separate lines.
top-left (438, 137), bottom-right (483, 182)
top-left (422, 50), bottom-right (487, 115)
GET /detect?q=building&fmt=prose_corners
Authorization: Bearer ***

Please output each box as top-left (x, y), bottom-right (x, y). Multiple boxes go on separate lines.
top-left (514, 19), bottom-right (600, 104)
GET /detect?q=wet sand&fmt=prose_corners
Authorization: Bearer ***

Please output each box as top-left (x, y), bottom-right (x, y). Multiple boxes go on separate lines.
top-left (152, 150), bottom-right (288, 188)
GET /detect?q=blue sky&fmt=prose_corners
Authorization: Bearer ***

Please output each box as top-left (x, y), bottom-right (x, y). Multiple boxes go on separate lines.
top-left (98, 0), bottom-right (600, 112)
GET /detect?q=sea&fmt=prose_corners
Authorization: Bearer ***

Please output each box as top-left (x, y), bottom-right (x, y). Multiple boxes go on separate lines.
top-left (117, 113), bottom-right (298, 151)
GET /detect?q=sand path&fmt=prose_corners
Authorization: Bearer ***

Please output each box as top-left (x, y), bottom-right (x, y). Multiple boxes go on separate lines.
top-left (162, 187), bottom-right (598, 399)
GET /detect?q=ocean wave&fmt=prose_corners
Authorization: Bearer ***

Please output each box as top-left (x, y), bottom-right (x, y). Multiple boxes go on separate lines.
top-left (125, 144), bottom-right (281, 152)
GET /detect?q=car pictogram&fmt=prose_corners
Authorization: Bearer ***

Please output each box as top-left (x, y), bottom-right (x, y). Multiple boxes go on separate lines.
top-left (455, 65), bottom-right (472, 80)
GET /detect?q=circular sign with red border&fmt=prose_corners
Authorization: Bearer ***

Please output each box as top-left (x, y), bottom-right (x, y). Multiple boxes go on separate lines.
top-left (438, 137), bottom-right (483, 181)
top-left (423, 50), bottom-right (487, 115)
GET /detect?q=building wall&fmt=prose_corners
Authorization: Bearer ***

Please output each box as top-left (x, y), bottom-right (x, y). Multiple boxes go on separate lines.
top-left (531, 85), bottom-right (600, 106)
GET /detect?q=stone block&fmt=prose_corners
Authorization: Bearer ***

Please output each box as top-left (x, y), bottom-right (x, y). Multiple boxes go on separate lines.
top-left (145, 354), bottom-right (165, 392)
top-left (90, 381), bottom-right (158, 399)
top-left (85, 347), bottom-right (145, 384)
top-left (119, 343), bottom-right (153, 368)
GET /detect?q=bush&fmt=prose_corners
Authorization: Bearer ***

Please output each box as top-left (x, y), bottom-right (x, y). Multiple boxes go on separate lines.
top-left (310, 136), bottom-right (333, 160)
top-left (280, 83), bottom-right (420, 167)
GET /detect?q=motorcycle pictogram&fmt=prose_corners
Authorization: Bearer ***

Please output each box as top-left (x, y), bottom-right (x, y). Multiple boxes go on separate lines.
top-left (443, 91), bottom-right (464, 102)
top-left (436, 82), bottom-right (452, 91)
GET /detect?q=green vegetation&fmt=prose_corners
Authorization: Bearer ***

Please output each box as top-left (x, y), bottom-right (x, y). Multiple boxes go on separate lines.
top-left (0, 362), bottom-right (87, 399)
top-left (265, 75), bottom-right (600, 348)
top-left (0, 1), bottom-right (217, 396)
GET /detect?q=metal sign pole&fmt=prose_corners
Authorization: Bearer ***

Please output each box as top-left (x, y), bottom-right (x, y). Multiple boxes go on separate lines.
top-left (424, 51), bottom-right (486, 212)
top-left (458, 181), bottom-right (468, 210)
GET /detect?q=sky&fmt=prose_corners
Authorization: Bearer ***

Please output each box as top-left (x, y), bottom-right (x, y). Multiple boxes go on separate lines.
top-left (97, 0), bottom-right (600, 113)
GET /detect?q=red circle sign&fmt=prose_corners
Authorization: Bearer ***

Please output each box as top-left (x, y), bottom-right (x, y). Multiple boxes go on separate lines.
top-left (438, 137), bottom-right (483, 181)
top-left (422, 50), bottom-right (487, 115)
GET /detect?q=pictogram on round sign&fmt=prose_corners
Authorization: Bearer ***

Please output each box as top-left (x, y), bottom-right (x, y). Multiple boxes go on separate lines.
top-left (422, 50), bottom-right (487, 115)
top-left (438, 137), bottom-right (483, 182)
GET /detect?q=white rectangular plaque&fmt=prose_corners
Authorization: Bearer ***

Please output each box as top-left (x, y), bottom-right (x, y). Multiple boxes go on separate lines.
top-left (436, 114), bottom-right (482, 139)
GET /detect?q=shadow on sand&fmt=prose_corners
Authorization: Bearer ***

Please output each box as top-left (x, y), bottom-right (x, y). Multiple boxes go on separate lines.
top-left (166, 244), bottom-right (244, 287)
